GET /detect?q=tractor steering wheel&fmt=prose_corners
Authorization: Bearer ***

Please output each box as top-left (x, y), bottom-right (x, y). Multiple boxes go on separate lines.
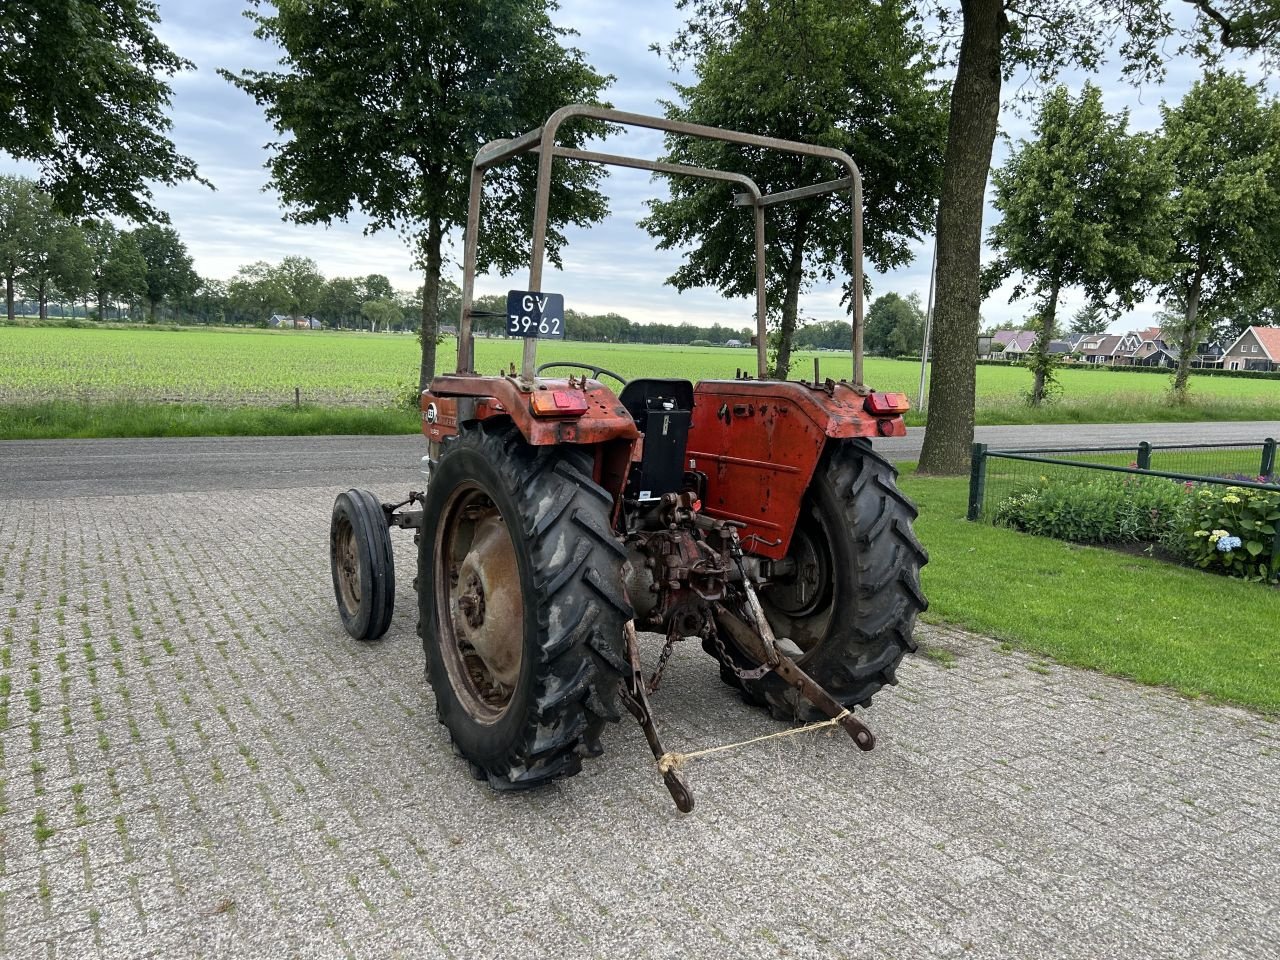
top-left (535, 362), bottom-right (629, 387)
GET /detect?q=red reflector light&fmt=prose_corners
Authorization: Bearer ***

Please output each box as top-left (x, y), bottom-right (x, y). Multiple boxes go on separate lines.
top-left (864, 391), bottom-right (910, 415)
top-left (531, 389), bottom-right (588, 417)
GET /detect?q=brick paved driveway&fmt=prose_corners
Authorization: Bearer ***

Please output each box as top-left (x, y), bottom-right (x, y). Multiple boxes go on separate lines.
top-left (1, 483), bottom-right (1276, 959)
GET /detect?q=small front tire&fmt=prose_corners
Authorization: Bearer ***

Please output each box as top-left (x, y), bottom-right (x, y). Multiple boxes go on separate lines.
top-left (330, 488), bottom-right (396, 642)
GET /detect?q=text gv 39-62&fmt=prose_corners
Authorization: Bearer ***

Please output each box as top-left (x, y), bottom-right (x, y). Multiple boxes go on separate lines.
top-left (506, 290), bottom-right (565, 339)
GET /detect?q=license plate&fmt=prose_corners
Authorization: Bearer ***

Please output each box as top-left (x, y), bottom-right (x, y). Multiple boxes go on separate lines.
top-left (505, 290), bottom-right (565, 339)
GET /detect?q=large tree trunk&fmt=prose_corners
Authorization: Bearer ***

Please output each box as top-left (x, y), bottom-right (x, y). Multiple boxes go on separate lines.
top-left (916, 0), bottom-right (1006, 475)
top-left (1030, 277), bottom-right (1062, 406)
top-left (5, 274), bottom-right (13, 323)
top-left (1171, 268), bottom-right (1204, 402)
top-left (418, 217), bottom-right (443, 391)
top-left (38, 280), bottom-right (48, 321)
top-left (772, 222), bottom-right (809, 379)
top-left (97, 284), bottom-right (108, 320)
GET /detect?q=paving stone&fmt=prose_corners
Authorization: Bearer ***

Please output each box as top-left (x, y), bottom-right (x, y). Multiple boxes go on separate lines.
top-left (0, 486), bottom-right (1277, 958)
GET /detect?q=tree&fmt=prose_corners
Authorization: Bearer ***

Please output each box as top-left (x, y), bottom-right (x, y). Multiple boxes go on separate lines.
top-left (359, 274), bottom-right (395, 307)
top-left (270, 256), bottom-right (325, 319)
top-left (1068, 303), bottom-right (1107, 335)
top-left (644, 0), bottom-right (947, 378)
top-left (986, 82), bottom-right (1170, 404)
top-left (361, 298), bottom-right (401, 333)
top-left (0, 176), bottom-right (41, 322)
top-left (865, 292), bottom-right (926, 357)
top-left (224, 0), bottom-right (614, 390)
top-left (319, 276), bottom-right (361, 329)
top-left (21, 205), bottom-right (90, 320)
top-left (0, 0), bottom-right (207, 222)
top-left (131, 225), bottom-right (198, 321)
top-left (84, 222), bottom-right (147, 321)
top-left (228, 261), bottom-right (288, 324)
top-left (1157, 72), bottom-right (1280, 400)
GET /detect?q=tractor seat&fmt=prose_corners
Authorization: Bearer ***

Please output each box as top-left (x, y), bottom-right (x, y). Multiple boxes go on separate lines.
top-left (617, 378), bottom-right (694, 425)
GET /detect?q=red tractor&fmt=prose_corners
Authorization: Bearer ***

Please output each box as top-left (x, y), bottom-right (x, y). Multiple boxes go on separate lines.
top-left (329, 106), bottom-right (926, 812)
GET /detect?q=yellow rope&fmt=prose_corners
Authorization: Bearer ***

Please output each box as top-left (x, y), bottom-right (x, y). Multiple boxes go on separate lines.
top-left (657, 709), bottom-right (851, 773)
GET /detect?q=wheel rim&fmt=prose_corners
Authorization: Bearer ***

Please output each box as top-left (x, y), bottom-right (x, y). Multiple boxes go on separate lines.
top-left (762, 518), bottom-right (834, 652)
top-left (435, 484), bottom-right (525, 723)
top-left (333, 514), bottom-right (362, 612)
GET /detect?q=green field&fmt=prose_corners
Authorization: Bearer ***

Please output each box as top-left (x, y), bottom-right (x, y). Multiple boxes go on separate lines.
top-left (2, 325), bottom-right (1279, 435)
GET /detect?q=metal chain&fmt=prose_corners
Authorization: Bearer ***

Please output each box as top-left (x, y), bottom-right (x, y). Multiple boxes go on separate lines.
top-left (709, 615), bottom-right (773, 681)
top-left (645, 632), bottom-right (681, 694)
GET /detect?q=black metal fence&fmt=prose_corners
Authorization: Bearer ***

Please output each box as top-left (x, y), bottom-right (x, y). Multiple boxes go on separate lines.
top-left (967, 437), bottom-right (1280, 577)
top-left (968, 438), bottom-right (1278, 522)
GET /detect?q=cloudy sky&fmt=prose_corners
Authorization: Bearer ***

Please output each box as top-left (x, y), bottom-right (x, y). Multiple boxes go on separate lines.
top-left (2, 2), bottom-right (1266, 333)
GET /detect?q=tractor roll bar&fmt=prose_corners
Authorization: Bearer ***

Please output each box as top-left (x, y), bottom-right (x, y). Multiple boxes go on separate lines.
top-left (456, 104), bottom-right (866, 385)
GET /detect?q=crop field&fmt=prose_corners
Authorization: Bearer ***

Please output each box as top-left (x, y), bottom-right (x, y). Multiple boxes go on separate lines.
top-left (2, 325), bottom-right (1279, 426)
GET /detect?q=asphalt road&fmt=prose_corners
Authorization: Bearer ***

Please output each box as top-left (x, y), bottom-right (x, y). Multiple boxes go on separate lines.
top-left (2, 419), bottom-right (1278, 500)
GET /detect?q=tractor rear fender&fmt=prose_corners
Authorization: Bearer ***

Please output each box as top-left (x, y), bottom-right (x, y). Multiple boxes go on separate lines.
top-left (422, 374), bottom-right (638, 446)
top-left (421, 375), bottom-right (639, 508)
top-left (686, 379), bottom-right (907, 561)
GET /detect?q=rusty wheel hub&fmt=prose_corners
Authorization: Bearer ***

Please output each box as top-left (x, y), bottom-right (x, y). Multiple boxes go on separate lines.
top-left (334, 517), bottom-right (361, 610)
top-left (437, 489), bottom-right (524, 722)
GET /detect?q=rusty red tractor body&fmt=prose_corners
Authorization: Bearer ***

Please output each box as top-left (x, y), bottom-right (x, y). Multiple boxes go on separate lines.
top-left (329, 106), bottom-right (927, 812)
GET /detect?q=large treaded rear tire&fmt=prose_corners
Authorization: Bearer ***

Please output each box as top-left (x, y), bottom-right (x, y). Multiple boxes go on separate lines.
top-left (418, 424), bottom-right (631, 790)
top-left (707, 438), bottom-right (928, 720)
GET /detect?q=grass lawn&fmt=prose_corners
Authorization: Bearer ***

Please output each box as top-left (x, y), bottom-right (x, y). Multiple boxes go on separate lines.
top-left (902, 468), bottom-right (1280, 713)
top-left (3, 324), bottom-right (1280, 439)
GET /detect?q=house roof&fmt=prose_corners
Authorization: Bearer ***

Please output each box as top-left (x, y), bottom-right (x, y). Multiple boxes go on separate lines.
top-left (1135, 326), bottom-right (1163, 342)
top-left (1003, 330), bottom-right (1040, 352)
top-left (1223, 325), bottom-right (1280, 361)
top-left (992, 329), bottom-right (1024, 346)
top-left (1080, 335), bottom-right (1123, 356)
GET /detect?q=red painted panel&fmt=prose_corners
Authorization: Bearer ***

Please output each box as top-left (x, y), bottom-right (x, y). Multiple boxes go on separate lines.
top-left (687, 380), bottom-right (905, 559)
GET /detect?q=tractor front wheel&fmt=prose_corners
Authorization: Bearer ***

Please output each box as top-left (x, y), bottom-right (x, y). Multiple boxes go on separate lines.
top-left (330, 488), bottom-right (396, 642)
top-left (418, 425), bottom-right (631, 789)
top-left (708, 438), bottom-right (928, 720)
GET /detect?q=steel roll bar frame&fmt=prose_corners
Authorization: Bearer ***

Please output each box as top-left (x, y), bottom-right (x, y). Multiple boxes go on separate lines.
top-left (455, 104), bottom-right (866, 386)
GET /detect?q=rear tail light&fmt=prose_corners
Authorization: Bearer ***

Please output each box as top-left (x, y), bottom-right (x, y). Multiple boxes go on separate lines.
top-left (530, 389), bottom-right (588, 417)
top-left (864, 391), bottom-right (911, 415)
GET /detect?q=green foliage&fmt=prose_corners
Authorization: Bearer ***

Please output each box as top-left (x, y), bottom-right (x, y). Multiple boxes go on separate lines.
top-left (1183, 485), bottom-right (1280, 582)
top-left (1156, 72), bottom-right (1280, 400)
top-left (130, 225), bottom-right (197, 319)
top-left (274, 257), bottom-right (325, 319)
top-left (644, 0), bottom-right (947, 378)
top-left (1068, 303), bottom-right (1106, 335)
top-left (994, 475), bottom-right (1190, 544)
top-left (864, 292), bottom-right (925, 358)
top-left (987, 82), bottom-right (1171, 406)
top-left (18, 192), bottom-right (91, 319)
top-left (0, 176), bottom-right (41, 320)
top-left (0, 0), bottom-right (206, 221)
top-left (223, 0), bottom-right (614, 385)
top-left (83, 222), bottom-right (146, 319)
top-left (361, 299), bottom-right (401, 333)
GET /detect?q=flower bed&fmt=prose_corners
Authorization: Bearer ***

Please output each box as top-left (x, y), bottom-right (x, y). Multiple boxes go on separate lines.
top-left (994, 475), bottom-right (1278, 583)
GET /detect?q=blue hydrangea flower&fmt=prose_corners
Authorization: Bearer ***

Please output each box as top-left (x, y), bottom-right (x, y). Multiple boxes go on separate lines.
top-left (1216, 535), bottom-right (1243, 553)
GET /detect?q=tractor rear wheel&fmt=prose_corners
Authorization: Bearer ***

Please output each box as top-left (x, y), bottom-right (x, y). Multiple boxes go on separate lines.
top-left (708, 438), bottom-right (927, 720)
top-left (418, 424), bottom-right (631, 789)
top-left (330, 488), bottom-right (396, 642)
